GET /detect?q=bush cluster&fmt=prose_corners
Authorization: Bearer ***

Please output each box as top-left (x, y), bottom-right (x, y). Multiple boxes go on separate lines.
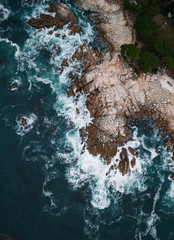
top-left (121, 44), bottom-right (139, 63)
top-left (122, 0), bottom-right (174, 73)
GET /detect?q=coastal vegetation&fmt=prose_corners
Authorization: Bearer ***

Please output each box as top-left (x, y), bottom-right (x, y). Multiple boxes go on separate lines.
top-left (122, 0), bottom-right (174, 73)
top-left (121, 44), bottom-right (139, 64)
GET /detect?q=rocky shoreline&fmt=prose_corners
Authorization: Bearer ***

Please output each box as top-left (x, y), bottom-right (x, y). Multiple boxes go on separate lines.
top-left (73, 0), bottom-right (174, 176)
top-left (27, 1), bottom-right (174, 177)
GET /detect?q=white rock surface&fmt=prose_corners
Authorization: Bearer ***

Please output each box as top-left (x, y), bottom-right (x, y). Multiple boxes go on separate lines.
top-left (76, 0), bottom-right (135, 51)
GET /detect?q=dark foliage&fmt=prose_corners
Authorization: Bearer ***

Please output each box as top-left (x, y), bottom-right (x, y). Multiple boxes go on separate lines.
top-left (122, 0), bottom-right (174, 73)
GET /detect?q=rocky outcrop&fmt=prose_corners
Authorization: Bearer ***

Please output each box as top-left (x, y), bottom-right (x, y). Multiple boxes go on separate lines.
top-left (76, 0), bottom-right (135, 51)
top-left (70, 0), bottom-right (174, 175)
top-left (27, 3), bottom-right (82, 35)
top-left (26, 1), bottom-right (174, 175)
top-left (71, 44), bottom-right (174, 165)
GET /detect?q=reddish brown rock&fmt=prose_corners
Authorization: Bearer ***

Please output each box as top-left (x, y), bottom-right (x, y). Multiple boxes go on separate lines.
top-left (72, 45), bottom-right (101, 70)
top-left (87, 124), bottom-right (118, 163)
top-left (27, 3), bottom-right (82, 35)
top-left (135, 152), bottom-right (139, 158)
top-left (167, 146), bottom-right (171, 152)
top-left (56, 59), bottom-right (69, 73)
top-left (128, 147), bottom-right (134, 155)
top-left (118, 148), bottom-right (130, 175)
top-left (69, 25), bottom-right (82, 35)
top-left (21, 117), bottom-right (27, 127)
top-left (131, 158), bottom-right (136, 168)
top-left (76, 108), bottom-right (80, 114)
top-left (165, 141), bottom-right (172, 146)
top-left (170, 174), bottom-right (174, 180)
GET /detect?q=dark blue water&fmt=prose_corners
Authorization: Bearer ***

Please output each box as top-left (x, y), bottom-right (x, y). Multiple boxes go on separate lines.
top-left (0, 0), bottom-right (174, 239)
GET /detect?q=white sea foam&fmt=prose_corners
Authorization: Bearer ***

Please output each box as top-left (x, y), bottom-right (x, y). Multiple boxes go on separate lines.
top-left (66, 126), bottom-right (149, 209)
top-left (15, 113), bottom-right (37, 136)
top-left (10, 77), bottom-right (22, 91)
top-left (0, 38), bottom-right (20, 58)
top-left (167, 180), bottom-right (174, 200)
top-left (36, 77), bottom-right (54, 89)
top-left (0, 4), bottom-right (10, 22)
top-left (20, 0), bottom-right (174, 212)
top-left (136, 185), bottom-right (162, 240)
top-left (145, 186), bottom-right (161, 240)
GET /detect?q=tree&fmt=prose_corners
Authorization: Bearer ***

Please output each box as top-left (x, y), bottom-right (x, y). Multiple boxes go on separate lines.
top-left (123, 0), bottom-right (142, 14)
top-left (152, 38), bottom-right (171, 57)
top-left (138, 51), bottom-right (159, 73)
top-left (121, 44), bottom-right (139, 63)
top-left (144, 4), bottom-right (160, 16)
top-left (134, 15), bottom-right (159, 40)
top-left (163, 56), bottom-right (174, 69)
top-left (121, 44), bottom-right (128, 60)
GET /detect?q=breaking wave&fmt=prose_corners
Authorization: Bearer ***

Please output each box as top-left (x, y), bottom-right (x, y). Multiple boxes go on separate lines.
top-left (17, 0), bottom-right (174, 212)
top-left (2, 1), bottom-right (174, 239)
top-left (0, 4), bottom-right (10, 22)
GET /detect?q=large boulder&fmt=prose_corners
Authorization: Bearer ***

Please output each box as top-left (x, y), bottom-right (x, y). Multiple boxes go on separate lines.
top-left (27, 3), bottom-right (82, 35)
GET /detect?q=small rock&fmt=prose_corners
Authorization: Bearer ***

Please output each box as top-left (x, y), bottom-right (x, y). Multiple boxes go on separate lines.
top-left (170, 174), bottom-right (174, 180)
top-left (131, 158), bottom-right (136, 168)
top-left (69, 120), bottom-right (75, 129)
top-left (128, 147), bottom-right (134, 155)
top-left (21, 117), bottom-right (27, 126)
top-left (135, 152), bottom-right (139, 158)
top-left (167, 146), bottom-right (171, 152)
top-left (9, 84), bottom-right (18, 92)
top-left (165, 141), bottom-right (171, 146)
top-left (76, 108), bottom-right (80, 114)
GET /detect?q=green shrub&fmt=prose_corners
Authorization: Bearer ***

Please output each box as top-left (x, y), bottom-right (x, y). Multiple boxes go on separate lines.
top-left (138, 51), bottom-right (159, 73)
top-left (123, 0), bottom-right (173, 74)
top-left (135, 15), bottom-right (159, 40)
top-left (144, 4), bottom-right (160, 16)
top-left (152, 38), bottom-right (171, 57)
top-left (121, 44), bottom-right (139, 63)
top-left (123, 0), bottom-right (130, 10)
top-left (163, 56), bottom-right (174, 69)
top-left (123, 0), bottom-right (142, 14)
top-left (121, 44), bottom-right (128, 60)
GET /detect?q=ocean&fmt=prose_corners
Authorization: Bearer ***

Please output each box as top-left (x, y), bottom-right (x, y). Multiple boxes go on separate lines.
top-left (0, 0), bottom-right (174, 239)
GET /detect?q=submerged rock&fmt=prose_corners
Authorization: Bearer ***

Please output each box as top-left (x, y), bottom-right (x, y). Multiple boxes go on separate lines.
top-left (0, 233), bottom-right (16, 240)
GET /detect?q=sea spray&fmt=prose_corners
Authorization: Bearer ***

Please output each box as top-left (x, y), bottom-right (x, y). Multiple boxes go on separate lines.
top-left (0, 1), bottom-right (174, 239)
top-left (19, 1), bottom-right (174, 213)
top-left (0, 4), bottom-right (10, 22)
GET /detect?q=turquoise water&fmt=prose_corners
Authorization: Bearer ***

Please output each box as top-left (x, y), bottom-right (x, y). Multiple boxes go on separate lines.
top-left (0, 0), bottom-right (174, 239)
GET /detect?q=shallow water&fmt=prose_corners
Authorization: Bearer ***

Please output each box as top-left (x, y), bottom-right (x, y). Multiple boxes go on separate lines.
top-left (0, 0), bottom-right (174, 239)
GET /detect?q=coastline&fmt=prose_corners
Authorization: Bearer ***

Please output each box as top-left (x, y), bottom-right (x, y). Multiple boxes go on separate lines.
top-left (74, 0), bottom-right (174, 175)
top-left (27, 0), bottom-right (174, 176)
